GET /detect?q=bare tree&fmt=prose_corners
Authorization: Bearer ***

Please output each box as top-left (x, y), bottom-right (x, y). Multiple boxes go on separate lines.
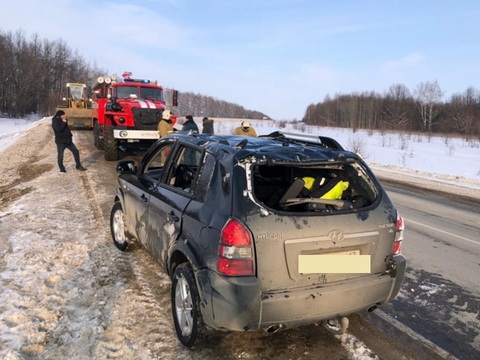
top-left (444, 87), bottom-right (479, 137)
top-left (382, 83), bottom-right (414, 130)
top-left (414, 80), bottom-right (444, 132)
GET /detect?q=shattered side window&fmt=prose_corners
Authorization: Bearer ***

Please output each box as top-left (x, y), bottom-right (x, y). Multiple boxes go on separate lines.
top-left (252, 162), bottom-right (379, 213)
top-left (194, 153), bottom-right (215, 202)
top-left (166, 145), bottom-right (203, 193)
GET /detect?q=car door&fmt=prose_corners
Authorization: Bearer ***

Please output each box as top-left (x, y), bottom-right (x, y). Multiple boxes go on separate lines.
top-left (144, 143), bottom-right (203, 270)
top-left (122, 174), bottom-right (153, 244)
top-left (125, 140), bottom-right (176, 247)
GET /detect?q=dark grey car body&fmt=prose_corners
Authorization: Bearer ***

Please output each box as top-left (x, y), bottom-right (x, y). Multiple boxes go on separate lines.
top-left (111, 131), bottom-right (406, 347)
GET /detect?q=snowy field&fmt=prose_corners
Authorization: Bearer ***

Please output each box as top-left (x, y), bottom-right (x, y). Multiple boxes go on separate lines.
top-left (3, 116), bottom-right (479, 185)
top-left (0, 118), bottom-right (39, 153)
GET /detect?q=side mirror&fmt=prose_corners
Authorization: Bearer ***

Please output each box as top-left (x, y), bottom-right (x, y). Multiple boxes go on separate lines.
top-left (116, 160), bottom-right (136, 173)
top-left (172, 90), bottom-right (179, 107)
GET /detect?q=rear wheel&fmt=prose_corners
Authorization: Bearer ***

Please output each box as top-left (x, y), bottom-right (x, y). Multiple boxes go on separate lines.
top-left (104, 125), bottom-right (118, 161)
top-left (171, 263), bottom-right (206, 348)
top-left (110, 201), bottom-right (134, 251)
top-left (93, 120), bottom-right (104, 150)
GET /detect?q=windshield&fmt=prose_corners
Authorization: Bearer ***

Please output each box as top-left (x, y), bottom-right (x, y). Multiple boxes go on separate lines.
top-left (68, 85), bottom-right (85, 100)
top-left (115, 86), bottom-right (139, 99)
top-left (140, 87), bottom-right (164, 101)
top-left (114, 86), bottom-right (164, 100)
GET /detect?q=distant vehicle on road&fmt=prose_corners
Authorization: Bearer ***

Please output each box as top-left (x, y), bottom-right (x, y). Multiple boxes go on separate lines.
top-left (92, 72), bottom-right (178, 161)
top-left (55, 82), bottom-right (94, 129)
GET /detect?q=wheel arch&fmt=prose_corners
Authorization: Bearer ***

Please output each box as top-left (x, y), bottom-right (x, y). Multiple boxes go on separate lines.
top-left (113, 189), bottom-right (128, 221)
top-left (168, 237), bottom-right (209, 278)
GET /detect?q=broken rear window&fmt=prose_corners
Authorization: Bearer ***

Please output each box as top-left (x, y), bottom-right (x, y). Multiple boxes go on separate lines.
top-left (252, 161), bottom-right (379, 213)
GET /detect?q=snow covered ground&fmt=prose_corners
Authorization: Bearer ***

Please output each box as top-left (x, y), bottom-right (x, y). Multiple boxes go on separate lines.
top-left (0, 118), bottom-right (39, 153)
top-left (2, 116), bottom-right (479, 184)
top-left (0, 116), bottom-right (478, 359)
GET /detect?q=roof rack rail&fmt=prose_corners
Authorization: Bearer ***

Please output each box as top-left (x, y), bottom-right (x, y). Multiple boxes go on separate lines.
top-left (260, 131), bottom-right (345, 151)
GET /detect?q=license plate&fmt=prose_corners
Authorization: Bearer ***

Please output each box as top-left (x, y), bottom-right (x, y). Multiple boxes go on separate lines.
top-left (298, 251), bottom-right (371, 274)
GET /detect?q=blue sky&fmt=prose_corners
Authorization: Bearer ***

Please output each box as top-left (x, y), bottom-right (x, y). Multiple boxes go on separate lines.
top-left (1, 0), bottom-right (480, 119)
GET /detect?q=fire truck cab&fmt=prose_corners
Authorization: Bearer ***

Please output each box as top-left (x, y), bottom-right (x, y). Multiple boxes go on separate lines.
top-left (93, 73), bottom-right (177, 161)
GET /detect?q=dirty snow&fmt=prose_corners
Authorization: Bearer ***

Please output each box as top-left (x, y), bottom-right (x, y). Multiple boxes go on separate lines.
top-left (0, 116), bottom-right (478, 359)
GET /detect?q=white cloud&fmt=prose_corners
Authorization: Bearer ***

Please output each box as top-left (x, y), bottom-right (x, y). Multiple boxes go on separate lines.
top-left (380, 53), bottom-right (425, 73)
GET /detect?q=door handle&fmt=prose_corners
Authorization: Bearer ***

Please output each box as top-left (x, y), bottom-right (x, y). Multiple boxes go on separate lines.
top-left (141, 194), bottom-right (148, 202)
top-left (168, 211), bottom-right (180, 223)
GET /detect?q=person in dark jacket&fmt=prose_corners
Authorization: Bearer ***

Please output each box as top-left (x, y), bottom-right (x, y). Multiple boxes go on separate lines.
top-left (52, 110), bottom-right (86, 172)
top-left (202, 116), bottom-right (214, 134)
top-left (182, 115), bottom-right (199, 133)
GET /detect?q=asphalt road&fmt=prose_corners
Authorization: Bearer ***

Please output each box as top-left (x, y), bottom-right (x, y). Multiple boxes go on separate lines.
top-left (377, 182), bottom-right (480, 360)
top-left (84, 131), bottom-right (479, 360)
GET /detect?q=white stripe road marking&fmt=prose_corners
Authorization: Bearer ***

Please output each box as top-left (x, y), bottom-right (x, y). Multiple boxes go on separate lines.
top-left (405, 218), bottom-right (480, 246)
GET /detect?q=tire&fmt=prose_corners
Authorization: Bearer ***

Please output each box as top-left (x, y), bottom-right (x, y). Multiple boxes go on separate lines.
top-left (110, 201), bottom-right (133, 251)
top-left (104, 125), bottom-right (118, 161)
top-left (93, 120), bottom-right (104, 150)
top-left (171, 263), bottom-right (206, 348)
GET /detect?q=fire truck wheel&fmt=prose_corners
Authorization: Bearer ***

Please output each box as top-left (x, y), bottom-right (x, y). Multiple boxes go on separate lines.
top-left (93, 121), bottom-right (104, 150)
top-left (104, 126), bottom-right (119, 161)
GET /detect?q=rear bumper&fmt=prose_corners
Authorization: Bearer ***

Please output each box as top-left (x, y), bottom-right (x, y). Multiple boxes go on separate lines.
top-left (196, 269), bottom-right (262, 332)
top-left (260, 255), bottom-right (406, 330)
top-left (197, 254), bottom-right (406, 332)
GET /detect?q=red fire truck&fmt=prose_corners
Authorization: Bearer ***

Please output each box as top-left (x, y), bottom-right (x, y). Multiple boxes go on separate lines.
top-left (92, 72), bottom-right (178, 161)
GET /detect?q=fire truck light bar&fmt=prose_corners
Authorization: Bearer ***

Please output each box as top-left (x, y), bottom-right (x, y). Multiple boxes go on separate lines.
top-left (123, 78), bottom-right (151, 84)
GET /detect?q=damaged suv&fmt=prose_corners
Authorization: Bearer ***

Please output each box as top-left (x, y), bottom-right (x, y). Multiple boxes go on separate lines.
top-left (110, 131), bottom-right (406, 348)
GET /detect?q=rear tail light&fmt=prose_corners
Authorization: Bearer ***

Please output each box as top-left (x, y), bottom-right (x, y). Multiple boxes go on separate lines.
top-left (392, 212), bottom-right (404, 255)
top-left (218, 219), bottom-right (254, 276)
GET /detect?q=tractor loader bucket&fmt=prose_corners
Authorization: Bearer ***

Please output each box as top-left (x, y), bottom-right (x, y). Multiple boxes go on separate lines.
top-left (55, 107), bottom-right (95, 129)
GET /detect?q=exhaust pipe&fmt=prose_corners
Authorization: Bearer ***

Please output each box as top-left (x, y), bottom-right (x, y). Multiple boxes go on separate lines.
top-left (265, 324), bottom-right (284, 334)
top-left (368, 305), bottom-right (378, 312)
top-left (323, 316), bottom-right (349, 334)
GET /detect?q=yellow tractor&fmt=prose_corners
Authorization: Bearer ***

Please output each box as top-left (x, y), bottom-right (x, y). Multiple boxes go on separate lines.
top-left (55, 83), bottom-right (95, 129)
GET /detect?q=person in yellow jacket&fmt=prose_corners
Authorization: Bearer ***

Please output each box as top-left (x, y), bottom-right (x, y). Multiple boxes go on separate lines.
top-left (233, 121), bottom-right (257, 137)
top-left (158, 110), bottom-right (174, 137)
top-left (302, 176), bottom-right (349, 200)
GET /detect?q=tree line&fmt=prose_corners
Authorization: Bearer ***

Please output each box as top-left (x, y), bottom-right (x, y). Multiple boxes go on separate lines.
top-left (0, 30), bottom-right (268, 120)
top-left (0, 30), bottom-right (105, 117)
top-left (304, 82), bottom-right (480, 138)
top-left (168, 89), bottom-right (268, 120)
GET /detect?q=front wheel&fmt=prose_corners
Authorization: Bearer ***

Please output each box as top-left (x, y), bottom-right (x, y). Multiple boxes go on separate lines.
top-left (110, 201), bottom-right (134, 251)
top-left (171, 263), bottom-right (206, 348)
top-left (93, 120), bottom-right (104, 150)
top-left (104, 125), bottom-right (118, 161)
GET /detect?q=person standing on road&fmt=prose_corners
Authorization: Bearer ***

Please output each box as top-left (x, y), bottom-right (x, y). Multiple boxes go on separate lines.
top-left (182, 115), bottom-right (199, 133)
top-left (158, 110), bottom-right (174, 137)
top-left (202, 116), bottom-right (214, 134)
top-left (52, 110), bottom-right (86, 173)
top-left (233, 121), bottom-right (257, 137)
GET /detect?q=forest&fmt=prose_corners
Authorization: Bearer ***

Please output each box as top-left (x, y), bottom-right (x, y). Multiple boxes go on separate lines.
top-left (1, 30), bottom-right (479, 138)
top-left (304, 82), bottom-right (480, 138)
top-left (0, 30), bottom-right (267, 121)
